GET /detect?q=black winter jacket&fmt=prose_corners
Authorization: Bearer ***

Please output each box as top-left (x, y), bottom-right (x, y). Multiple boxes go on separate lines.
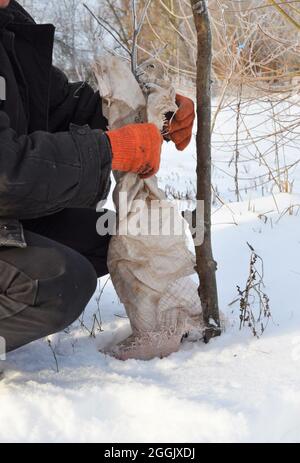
top-left (0, 1), bottom-right (111, 248)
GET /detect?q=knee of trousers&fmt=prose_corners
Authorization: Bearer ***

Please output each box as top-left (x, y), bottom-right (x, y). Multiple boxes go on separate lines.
top-left (36, 249), bottom-right (98, 333)
top-left (0, 246), bottom-right (98, 336)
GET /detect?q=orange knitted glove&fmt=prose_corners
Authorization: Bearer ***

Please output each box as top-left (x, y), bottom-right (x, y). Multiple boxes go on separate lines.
top-left (168, 94), bottom-right (195, 151)
top-left (106, 123), bottom-right (163, 179)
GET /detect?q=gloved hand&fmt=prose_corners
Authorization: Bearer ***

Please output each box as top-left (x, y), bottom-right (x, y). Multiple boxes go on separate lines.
top-left (106, 123), bottom-right (163, 179)
top-left (168, 94), bottom-right (195, 151)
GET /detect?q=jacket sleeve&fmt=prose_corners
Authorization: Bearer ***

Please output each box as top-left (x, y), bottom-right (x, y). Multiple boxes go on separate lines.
top-left (0, 110), bottom-right (111, 220)
top-left (49, 66), bottom-right (108, 132)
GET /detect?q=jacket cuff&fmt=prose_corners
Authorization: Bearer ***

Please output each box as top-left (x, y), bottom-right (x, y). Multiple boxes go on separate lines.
top-left (69, 124), bottom-right (112, 207)
top-left (94, 130), bottom-right (112, 204)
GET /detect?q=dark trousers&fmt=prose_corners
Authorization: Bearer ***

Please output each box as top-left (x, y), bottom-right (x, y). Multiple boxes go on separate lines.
top-left (0, 208), bottom-right (112, 353)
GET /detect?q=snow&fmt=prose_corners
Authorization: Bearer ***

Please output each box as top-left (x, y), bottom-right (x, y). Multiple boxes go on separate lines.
top-left (1, 100), bottom-right (300, 443)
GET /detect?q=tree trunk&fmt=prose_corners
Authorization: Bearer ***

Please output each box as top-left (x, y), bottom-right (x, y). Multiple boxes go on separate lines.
top-left (190, 0), bottom-right (221, 342)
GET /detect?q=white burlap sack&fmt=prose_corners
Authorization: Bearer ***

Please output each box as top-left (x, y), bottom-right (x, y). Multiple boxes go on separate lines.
top-left (94, 56), bottom-right (203, 360)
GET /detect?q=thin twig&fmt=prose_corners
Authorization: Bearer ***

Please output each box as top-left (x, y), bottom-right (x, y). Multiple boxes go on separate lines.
top-left (47, 339), bottom-right (59, 373)
top-left (83, 3), bottom-right (131, 57)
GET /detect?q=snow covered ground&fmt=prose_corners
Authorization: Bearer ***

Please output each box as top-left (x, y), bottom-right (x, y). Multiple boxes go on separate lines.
top-left (1, 100), bottom-right (300, 443)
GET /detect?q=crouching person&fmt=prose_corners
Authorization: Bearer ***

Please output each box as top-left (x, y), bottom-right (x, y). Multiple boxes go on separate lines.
top-left (0, 0), bottom-right (194, 356)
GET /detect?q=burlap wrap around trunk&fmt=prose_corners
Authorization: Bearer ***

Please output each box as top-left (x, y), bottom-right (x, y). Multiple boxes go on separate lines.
top-left (95, 56), bottom-right (203, 360)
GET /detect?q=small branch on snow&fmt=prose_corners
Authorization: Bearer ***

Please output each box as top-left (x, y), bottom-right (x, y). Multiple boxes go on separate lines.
top-left (47, 339), bottom-right (59, 373)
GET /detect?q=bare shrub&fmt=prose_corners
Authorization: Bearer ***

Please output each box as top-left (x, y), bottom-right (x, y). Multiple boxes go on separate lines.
top-left (233, 242), bottom-right (272, 338)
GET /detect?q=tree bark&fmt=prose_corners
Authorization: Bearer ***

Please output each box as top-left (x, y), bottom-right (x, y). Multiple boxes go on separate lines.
top-left (190, 0), bottom-right (221, 342)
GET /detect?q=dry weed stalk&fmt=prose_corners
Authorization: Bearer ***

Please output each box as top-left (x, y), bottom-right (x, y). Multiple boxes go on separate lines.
top-left (237, 242), bottom-right (272, 337)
